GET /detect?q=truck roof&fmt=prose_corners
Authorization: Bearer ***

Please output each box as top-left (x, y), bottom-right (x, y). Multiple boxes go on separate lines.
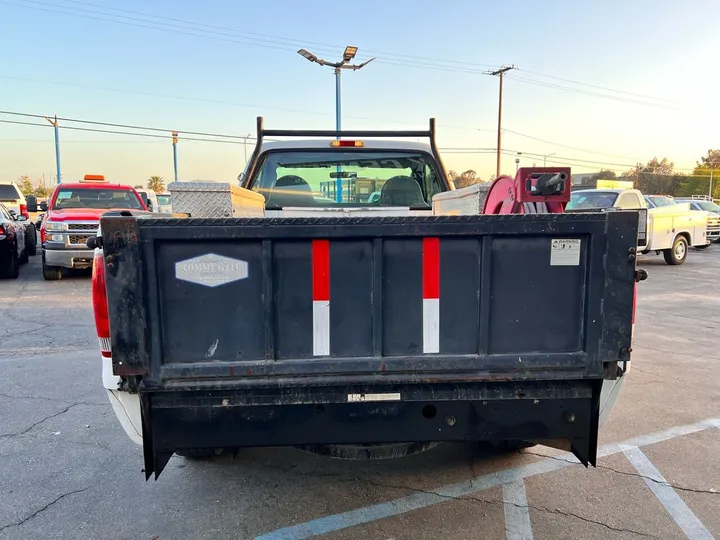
top-left (55, 182), bottom-right (137, 190)
top-left (259, 139), bottom-right (432, 152)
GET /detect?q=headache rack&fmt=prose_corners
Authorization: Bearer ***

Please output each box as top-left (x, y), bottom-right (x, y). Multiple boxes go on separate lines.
top-left (241, 116), bottom-right (446, 190)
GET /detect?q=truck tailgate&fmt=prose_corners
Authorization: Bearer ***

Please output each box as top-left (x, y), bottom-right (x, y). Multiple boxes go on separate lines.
top-left (103, 212), bottom-right (636, 382)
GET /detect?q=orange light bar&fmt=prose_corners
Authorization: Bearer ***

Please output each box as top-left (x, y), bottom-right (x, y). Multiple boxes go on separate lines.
top-left (82, 174), bottom-right (107, 182)
top-left (330, 140), bottom-right (364, 148)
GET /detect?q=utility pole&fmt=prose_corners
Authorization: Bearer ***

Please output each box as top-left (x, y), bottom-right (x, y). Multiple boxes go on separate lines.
top-left (485, 65), bottom-right (516, 178)
top-left (243, 133), bottom-right (251, 165)
top-left (635, 162), bottom-right (641, 190)
top-left (45, 115), bottom-right (62, 184)
top-left (172, 131), bottom-right (179, 182)
top-left (710, 168), bottom-right (714, 198)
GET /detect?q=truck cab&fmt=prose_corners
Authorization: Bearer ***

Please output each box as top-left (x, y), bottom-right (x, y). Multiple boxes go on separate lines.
top-left (41, 175), bottom-right (147, 280)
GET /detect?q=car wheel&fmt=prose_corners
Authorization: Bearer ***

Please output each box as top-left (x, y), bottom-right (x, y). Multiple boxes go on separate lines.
top-left (1, 248), bottom-right (19, 279)
top-left (663, 235), bottom-right (688, 265)
top-left (27, 227), bottom-right (37, 256)
top-left (42, 252), bottom-right (63, 281)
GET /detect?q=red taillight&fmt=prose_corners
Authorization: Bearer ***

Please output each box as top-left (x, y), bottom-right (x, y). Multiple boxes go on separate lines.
top-left (0, 224), bottom-right (5, 235)
top-left (329, 140), bottom-right (364, 147)
top-left (92, 252), bottom-right (111, 358)
top-left (40, 226), bottom-right (46, 243)
top-left (20, 204), bottom-right (29, 218)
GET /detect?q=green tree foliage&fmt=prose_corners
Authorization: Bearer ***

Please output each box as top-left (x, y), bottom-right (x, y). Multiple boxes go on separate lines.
top-left (675, 149), bottom-right (720, 199)
top-left (454, 169), bottom-right (482, 189)
top-left (147, 176), bottom-right (165, 193)
top-left (17, 175), bottom-right (34, 196)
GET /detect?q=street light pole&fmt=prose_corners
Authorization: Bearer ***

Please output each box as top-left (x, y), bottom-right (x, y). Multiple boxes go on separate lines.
top-left (543, 153), bottom-right (556, 167)
top-left (297, 46), bottom-right (375, 202)
top-left (243, 133), bottom-right (251, 165)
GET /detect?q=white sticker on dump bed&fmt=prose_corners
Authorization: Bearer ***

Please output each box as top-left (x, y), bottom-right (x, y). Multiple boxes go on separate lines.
top-left (550, 239), bottom-right (581, 266)
top-left (347, 393), bottom-right (401, 403)
top-left (175, 253), bottom-right (249, 287)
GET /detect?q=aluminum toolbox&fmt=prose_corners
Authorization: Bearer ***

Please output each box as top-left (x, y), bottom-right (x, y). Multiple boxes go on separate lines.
top-left (432, 182), bottom-right (491, 215)
top-left (167, 181), bottom-right (265, 218)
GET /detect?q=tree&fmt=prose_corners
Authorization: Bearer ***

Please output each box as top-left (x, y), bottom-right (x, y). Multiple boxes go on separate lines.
top-left (591, 169), bottom-right (617, 182)
top-left (679, 149), bottom-right (720, 199)
top-left (625, 158), bottom-right (679, 195)
top-left (454, 169), bottom-right (481, 189)
top-left (34, 184), bottom-right (51, 198)
top-left (17, 175), bottom-right (34, 196)
top-left (147, 176), bottom-right (165, 193)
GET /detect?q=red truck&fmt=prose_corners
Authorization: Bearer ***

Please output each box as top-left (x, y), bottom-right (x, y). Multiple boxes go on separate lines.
top-left (41, 175), bottom-right (146, 280)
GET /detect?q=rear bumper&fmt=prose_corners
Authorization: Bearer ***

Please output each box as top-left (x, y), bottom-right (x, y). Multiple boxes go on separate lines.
top-left (140, 380), bottom-right (610, 478)
top-left (43, 246), bottom-right (94, 268)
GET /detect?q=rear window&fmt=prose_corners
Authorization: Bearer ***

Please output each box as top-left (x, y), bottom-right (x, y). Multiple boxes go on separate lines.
top-left (249, 150), bottom-right (443, 208)
top-left (157, 195), bottom-right (171, 205)
top-left (696, 201), bottom-right (720, 212)
top-left (52, 188), bottom-right (144, 210)
top-left (0, 184), bottom-right (22, 200)
top-left (567, 191), bottom-right (619, 210)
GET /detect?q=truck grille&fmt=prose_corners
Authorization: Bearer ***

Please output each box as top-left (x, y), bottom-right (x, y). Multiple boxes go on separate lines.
top-left (67, 223), bottom-right (98, 231)
top-left (69, 234), bottom-right (92, 245)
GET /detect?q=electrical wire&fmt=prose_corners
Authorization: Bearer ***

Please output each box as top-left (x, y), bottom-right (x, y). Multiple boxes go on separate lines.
top-left (1, 0), bottom-right (678, 107)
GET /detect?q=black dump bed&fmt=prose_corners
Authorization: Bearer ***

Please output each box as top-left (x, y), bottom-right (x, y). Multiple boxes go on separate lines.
top-left (100, 212), bottom-right (638, 478)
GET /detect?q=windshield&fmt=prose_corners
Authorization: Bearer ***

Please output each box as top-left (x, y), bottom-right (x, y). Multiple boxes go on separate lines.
top-left (646, 196), bottom-right (676, 207)
top-left (52, 187), bottom-right (144, 210)
top-left (157, 195), bottom-right (171, 205)
top-left (249, 150), bottom-right (443, 208)
top-left (567, 191), bottom-right (619, 210)
top-left (696, 201), bottom-right (720, 212)
top-left (0, 184), bottom-right (22, 200)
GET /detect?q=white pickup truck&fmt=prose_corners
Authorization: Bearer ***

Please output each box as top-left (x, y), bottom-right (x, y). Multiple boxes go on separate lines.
top-left (567, 188), bottom-right (708, 265)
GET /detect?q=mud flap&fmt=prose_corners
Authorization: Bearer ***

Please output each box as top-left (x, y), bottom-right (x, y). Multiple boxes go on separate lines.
top-left (570, 380), bottom-right (600, 467)
top-left (140, 392), bottom-right (173, 481)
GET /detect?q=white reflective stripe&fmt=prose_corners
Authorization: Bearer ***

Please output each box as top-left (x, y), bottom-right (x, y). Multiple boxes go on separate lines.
top-left (423, 298), bottom-right (440, 354)
top-left (98, 337), bottom-right (111, 352)
top-left (312, 300), bottom-right (330, 356)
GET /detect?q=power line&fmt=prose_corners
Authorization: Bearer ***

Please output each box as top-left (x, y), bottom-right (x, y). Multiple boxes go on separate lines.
top-left (2, 0), bottom-right (678, 107)
top-left (501, 128), bottom-right (644, 161)
top-left (517, 69), bottom-right (678, 104)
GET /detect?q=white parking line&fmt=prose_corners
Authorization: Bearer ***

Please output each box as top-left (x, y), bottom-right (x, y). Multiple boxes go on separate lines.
top-left (621, 446), bottom-right (714, 540)
top-left (502, 480), bottom-right (534, 540)
top-left (256, 417), bottom-right (719, 540)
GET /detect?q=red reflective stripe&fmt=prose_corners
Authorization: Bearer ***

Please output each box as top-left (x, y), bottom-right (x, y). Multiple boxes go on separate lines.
top-left (422, 237), bottom-right (440, 299)
top-left (312, 239), bottom-right (330, 302)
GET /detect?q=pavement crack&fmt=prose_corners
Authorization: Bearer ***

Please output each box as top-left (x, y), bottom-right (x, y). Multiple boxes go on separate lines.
top-left (0, 403), bottom-right (81, 438)
top-left (362, 479), bottom-right (656, 538)
top-left (0, 486), bottom-right (90, 534)
top-left (522, 451), bottom-right (718, 496)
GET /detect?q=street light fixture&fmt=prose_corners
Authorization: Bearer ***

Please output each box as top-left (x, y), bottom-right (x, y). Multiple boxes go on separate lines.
top-left (543, 152), bottom-right (556, 167)
top-left (297, 46), bottom-right (376, 202)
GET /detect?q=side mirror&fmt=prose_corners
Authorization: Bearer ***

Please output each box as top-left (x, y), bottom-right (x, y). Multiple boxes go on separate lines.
top-left (40, 202), bottom-right (48, 211)
top-left (27, 201), bottom-right (38, 213)
top-left (146, 200), bottom-right (153, 211)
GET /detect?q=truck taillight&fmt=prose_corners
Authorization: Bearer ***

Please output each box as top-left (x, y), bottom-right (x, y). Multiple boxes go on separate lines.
top-left (40, 226), bottom-right (46, 243)
top-left (20, 203), bottom-right (29, 218)
top-left (92, 251), bottom-right (111, 357)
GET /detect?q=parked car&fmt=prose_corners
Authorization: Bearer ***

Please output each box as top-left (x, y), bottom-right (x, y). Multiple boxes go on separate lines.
top-left (156, 192), bottom-right (172, 213)
top-left (8, 209), bottom-right (37, 257)
top-left (135, 189), bottom-right (159, 212)
top-left (675, 198), bottom-right (720, 244)
top-left (0, 181), bottom-right (29, 219)
top-left (0, 202), bottom-right (28, 279)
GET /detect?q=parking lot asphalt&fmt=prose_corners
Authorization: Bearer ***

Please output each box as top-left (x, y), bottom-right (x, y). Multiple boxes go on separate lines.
top-left (1, 249), bottom-right (718, 540)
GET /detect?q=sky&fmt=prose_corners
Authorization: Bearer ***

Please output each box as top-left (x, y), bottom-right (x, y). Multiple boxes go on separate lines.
top-left (1, 0), bottom-right (719, 186)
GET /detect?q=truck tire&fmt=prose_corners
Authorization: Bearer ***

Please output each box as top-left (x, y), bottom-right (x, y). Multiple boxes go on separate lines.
top-left (42, 252), bottom-right (63, 281)
top-left (27, 227), bottom-right (37, 256)
top-left (175, 448), bottom-right (221, 459)
top-left (663, 235), bottom-right (688, 265)
top-left (296, 442), bottom-right (440, 460)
